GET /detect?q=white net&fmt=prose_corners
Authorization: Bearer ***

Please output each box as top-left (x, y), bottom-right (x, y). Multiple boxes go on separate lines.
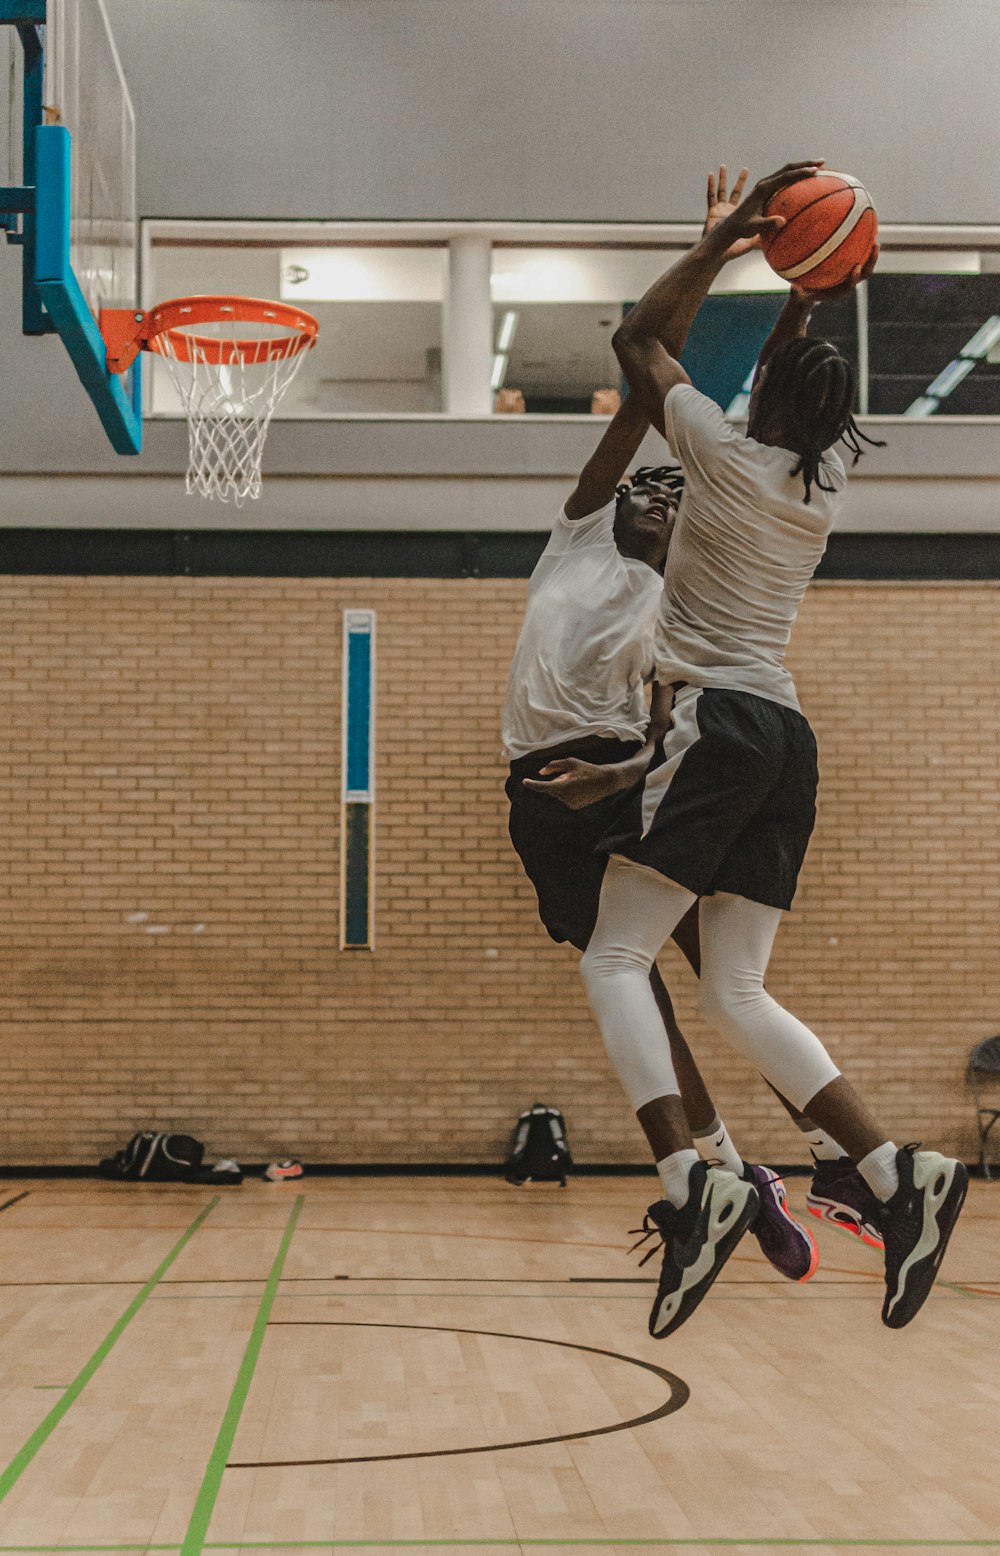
top-left (155, 321), bottom-right (311, 506)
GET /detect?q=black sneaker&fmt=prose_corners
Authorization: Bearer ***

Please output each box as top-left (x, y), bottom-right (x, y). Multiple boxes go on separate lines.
top-left (879, 1146), bottom-right (969, 1329)
top-left (806, 1155), bottom-right (885, 1250)
top-left (631, 1162), bottom-right (759, 1339)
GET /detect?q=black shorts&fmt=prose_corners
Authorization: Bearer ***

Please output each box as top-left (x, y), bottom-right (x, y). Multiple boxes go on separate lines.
top-left (506, 738), bottom-right (642, 951)
top-left (600, 687), bottom-right (819, 912)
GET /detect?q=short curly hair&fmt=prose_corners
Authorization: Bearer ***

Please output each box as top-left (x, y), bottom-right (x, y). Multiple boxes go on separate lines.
top-left (614, 463), bottom-right (686, 511)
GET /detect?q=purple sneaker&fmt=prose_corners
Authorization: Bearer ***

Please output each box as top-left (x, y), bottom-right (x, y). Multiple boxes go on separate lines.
top-left (744, 1163), bottom-right (819, 1283)
top-left (806, 1155), bottom-right (884, 1250)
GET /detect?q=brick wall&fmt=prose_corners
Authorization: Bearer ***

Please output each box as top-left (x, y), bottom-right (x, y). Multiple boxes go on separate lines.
top-left (1, 575), bottom-right (997, 1167)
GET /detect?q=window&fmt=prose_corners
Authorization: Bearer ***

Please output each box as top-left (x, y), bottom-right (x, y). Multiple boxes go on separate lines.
top-left (146, 240), bottom-right (445, 417)
top-left (143, 223), bottom-right (1000, 420)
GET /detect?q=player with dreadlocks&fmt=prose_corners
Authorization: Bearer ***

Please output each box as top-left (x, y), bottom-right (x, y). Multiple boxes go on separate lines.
top-left (748, 331), bottom-right (882, 504)
top-left (503, 167), bottom-right (839, 1288)
top-left (557, 159), bottom-right (967, 1340)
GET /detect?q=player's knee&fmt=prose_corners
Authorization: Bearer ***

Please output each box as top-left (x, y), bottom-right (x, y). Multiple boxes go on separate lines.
top-left (580, 940), bottom-right (652, 999)
top-left (697, 969), bottom-right (762, 1032)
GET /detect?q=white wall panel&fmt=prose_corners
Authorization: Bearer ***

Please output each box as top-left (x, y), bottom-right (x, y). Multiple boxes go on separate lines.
top-left (1, 470), bottom-right (998, 536)
top-left (106, 0), bottom-right (999, 224)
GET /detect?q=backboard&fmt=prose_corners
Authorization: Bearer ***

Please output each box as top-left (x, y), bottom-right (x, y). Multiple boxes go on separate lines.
top-left (1, 0), bottom-right (141, 451)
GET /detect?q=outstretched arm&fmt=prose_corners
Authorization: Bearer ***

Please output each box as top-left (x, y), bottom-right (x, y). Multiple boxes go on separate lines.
top-left (613, 160), bottom-right (823, 436)
top-left (756, 289), bottom-right (817, 377)
top-left (521, 680), bottom-right (676, 810)
top-left (564, 166), bottom-right (760, 519)
top-left (563, 391), bottom-right (651, 521)
top-left (753, 242), bottom-right (880, 384)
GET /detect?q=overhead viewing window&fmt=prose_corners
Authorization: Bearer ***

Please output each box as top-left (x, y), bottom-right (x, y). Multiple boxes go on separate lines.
top-left (143, 223), bottom-right (1000, 420)
top-left (866, 255), bottom-right (1000, 415)
top-left (146, 240), bottom-right (446, 416)
top-left (279, 246), bottom-right (445, 413)
top-left (489, 247), bottom-right (682, 413)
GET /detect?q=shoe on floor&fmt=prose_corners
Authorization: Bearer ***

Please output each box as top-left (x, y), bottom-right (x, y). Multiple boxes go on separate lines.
top-left (879, 1146), bottom-right (968, 1329)
top-left (744, 1163), bottom-right (818, 1282)
top-left (632, 1162), bottom-right (759, 1339)
top-left (806, 1155), bottom-right (885, 1250)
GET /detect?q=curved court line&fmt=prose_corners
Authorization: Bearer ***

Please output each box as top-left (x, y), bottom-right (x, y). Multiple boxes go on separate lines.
top-left (0, 1195), bottom-right (220, 1504)
top-left (227, 1320), bottom-right (689, 1468)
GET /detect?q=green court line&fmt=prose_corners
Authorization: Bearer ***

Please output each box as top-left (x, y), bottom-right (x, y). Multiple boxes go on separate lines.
top-left (179, 1195), bottom-right (304, 1556)
top-left (0, 1197), bottom-right (220, 1505)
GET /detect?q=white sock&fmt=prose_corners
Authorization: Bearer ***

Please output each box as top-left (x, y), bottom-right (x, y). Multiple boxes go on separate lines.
top-left (656, 1147), bottom-right (700, 1208)
top-left (857, 1141), bottom-right (900, 1202)
top-left (692, 1114), bottom-right (744, 1175)
top-left (797, 1121), bottom-right (848, 1162)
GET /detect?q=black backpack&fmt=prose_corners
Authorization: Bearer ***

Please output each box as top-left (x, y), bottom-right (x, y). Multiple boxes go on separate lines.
top-left (505, 1104), bottom-right (573, 1186)
top-left (99, 1131), bottom-right (206, 1182)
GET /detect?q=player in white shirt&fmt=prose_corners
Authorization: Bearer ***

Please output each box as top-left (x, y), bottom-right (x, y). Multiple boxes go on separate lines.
top-left (503, 171), bottom-right (824, 1286)
top-left (572, 161), bottom-right (966, 1338)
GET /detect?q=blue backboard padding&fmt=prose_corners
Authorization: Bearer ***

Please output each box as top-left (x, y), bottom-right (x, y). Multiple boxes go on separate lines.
top-left (33, 124), bottom-right (142, 454)
top-left (679, 294), bottom-right (786, 411)
top-left (0, 4), bottom-right (46, 22)
top-left (345, 628), bottom-right (372, 795)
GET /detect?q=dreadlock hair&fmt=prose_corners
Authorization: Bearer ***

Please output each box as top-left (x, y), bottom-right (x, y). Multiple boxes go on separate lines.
top-left (753, 337), bottom-right (886, 504)
top-left (614, 463), bottom-right (686, 512)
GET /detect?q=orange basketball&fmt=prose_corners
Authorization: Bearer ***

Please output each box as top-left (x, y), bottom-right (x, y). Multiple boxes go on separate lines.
top-left (761, 171), bottom-right (878, 291)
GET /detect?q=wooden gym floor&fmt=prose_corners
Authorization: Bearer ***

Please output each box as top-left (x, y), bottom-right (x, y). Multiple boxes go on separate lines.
top-left (0, 1175), bottom-right (997, 1555)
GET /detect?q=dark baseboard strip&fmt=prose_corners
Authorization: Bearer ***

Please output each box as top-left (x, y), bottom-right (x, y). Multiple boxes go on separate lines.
top-left (820, 532), bottom-right (1000, 580)
top-left (0, 1162), bottom-right (652, 1179)
top-left (0, 1162), bottom-right (986, 1179)
top-left (0, 529), bottom-right (997, 579)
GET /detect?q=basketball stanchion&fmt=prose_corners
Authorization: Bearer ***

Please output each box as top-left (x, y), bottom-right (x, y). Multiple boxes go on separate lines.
top-left (101, 296), bottom-right (319, 505)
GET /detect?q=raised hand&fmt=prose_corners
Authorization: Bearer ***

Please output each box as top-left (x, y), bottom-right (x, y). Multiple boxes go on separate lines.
top-left (704, 164), bottom-right (758, 257)
top-left (714, 159), bottom-right (825, 244)
top-left (794, 241), bottom-right (880, 302)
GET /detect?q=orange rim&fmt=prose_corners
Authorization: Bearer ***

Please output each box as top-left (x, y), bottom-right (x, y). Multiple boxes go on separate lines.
top-left (142, 294), bottom-right (319, 365)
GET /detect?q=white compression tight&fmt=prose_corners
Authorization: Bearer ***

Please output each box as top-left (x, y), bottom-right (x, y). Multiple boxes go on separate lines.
top-left (580, 855), bottom-right (840, 1113)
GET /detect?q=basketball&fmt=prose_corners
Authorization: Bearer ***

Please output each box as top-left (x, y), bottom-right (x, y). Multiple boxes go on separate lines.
top-left (761, 171), bottom-right (878, 291)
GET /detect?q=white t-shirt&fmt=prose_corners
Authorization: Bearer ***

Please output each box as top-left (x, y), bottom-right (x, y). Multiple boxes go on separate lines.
top-left (656, 383), bottom-right (847, 712)
top-left (502, 498), bottom-right (664, 760)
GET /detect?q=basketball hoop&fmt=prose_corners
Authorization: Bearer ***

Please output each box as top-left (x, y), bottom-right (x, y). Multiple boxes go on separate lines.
top-left (101, 296), bottom-right (319, 506)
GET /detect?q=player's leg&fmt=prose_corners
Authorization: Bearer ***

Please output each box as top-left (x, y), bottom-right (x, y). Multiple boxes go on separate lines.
top-left (758, 1081), bottom-right (883, 1248)
top-left (655, 911), bottom-right (818, 1281)
top-left (580, 856), bottom-right (759, 1337)
top-left (697, 890), bottom-right (968, 1327)
top-left (675, 892), bottom-right (864, 1219)
top-left (648, 962), bottom-right (715, 1130)
top-left (708, 707), bottom-right (881, 1244)
top-left (511, 751), bottom-right (746, 1170)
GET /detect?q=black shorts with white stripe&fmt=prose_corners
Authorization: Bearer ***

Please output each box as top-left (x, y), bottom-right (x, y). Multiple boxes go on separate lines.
top-left (599, 687), bottom-right (819, 912)
top-left (506, 737), bottom-right (642, 951)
